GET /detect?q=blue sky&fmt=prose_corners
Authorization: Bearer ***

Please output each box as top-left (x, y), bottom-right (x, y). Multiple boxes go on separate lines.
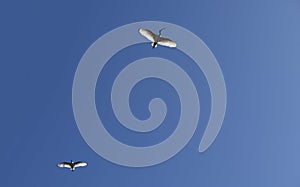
top-left (1, 0), bottom-right (300, 186)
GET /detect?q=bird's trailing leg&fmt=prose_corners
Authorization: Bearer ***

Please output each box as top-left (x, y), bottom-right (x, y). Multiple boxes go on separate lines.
top-left (152, 42), bottom-right (157, 48)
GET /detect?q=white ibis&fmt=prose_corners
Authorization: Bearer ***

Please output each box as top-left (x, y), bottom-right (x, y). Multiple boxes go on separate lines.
top-left (57, 160), bottom-right (87, 171)
top-left (138, 28), bottom-right (177, 48)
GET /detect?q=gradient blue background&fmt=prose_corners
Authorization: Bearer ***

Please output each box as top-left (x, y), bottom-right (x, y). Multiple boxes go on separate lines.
top-left (1, 0), bottom-right (300, 186)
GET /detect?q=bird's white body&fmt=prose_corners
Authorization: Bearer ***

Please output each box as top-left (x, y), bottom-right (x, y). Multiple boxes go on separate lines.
top-left (139, 28), bottom-right (177, 48)
top-left (57, 160), bottom-right (87, 171)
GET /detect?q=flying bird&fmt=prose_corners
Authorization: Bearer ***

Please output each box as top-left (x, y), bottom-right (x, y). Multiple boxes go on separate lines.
top-left (139, 28), bottom-right (177, 48)
top-left (57, 160), bottom-right (87, 171)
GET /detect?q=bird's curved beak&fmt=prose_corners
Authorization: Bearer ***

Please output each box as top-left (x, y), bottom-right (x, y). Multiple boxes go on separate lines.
top-left (159, 28), bottom-right (165, 35)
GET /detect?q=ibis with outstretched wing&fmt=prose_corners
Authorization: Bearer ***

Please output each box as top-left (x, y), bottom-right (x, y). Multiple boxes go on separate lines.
top-left (139, 28), bottom-right (177, 48)
top-left (57, 160), bottom-right (87, 171)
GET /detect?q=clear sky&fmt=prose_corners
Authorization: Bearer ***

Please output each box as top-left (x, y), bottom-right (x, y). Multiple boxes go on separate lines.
top-left (1, 0), bottom-right (300, 186)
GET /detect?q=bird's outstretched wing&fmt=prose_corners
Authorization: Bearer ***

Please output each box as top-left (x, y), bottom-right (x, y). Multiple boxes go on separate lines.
top-left (57, 162), bottom-right (71, 168)
top-left (158, 37), bottom-right (177, 48)
top-left (139, 28), bottom-right (156, 42)
top-left (74, 161), bottom-right (87, 168)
